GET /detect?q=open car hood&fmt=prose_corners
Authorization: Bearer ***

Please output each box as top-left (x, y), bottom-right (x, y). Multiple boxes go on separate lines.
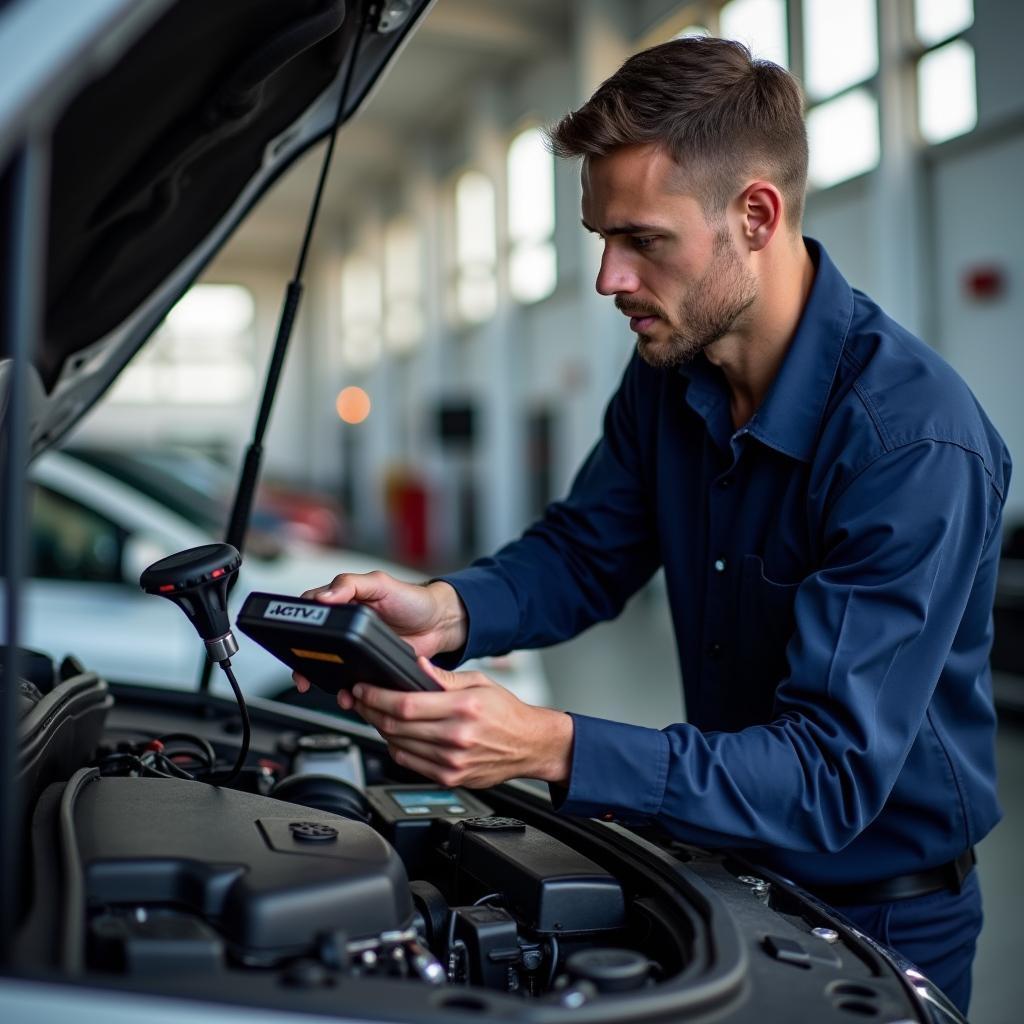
top-left (0, 0), bottom-right (431, 458)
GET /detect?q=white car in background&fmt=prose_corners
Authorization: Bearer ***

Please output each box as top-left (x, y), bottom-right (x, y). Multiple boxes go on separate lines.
top-left (20, 448), bottom-right (551, 708)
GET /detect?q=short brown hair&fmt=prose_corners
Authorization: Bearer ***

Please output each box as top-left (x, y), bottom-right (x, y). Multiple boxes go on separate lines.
top-left (548, 37), bottom-right (808, 228)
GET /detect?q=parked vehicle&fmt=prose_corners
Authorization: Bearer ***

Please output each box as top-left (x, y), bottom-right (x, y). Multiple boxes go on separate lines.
top-left (19, 448), bottom-right (550, 707)
top-left (67, 443), bottom-right (348, 548)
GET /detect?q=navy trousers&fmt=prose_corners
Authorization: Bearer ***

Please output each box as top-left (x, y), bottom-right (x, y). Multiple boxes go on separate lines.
top-left (838, 870), bottom-right (983, 1015)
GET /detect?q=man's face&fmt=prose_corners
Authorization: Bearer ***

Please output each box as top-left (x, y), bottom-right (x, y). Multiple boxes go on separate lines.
top-left (581, 144), bottom-right (757, 369)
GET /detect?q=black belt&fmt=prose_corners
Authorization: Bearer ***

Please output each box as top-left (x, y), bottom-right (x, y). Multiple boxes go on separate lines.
top-left (808, 848), bottom-right (976, 907)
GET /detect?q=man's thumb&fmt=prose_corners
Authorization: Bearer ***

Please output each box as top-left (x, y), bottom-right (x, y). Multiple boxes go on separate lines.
top-left (418, 656), bottom-right (472, 691)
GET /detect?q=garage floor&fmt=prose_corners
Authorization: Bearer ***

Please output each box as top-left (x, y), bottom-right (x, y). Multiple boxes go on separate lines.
top-left (539, 582), bottom-right (1024, 1024)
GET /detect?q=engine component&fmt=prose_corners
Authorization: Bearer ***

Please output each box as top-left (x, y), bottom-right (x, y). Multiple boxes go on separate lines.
top-left (62, 773), bottom-right (414, 962)
top-left (290, 731), bottom-right (365, 789)
top-left (449, 904), bottom-right (521, 989)
top-left (449, 816), bottom-right (626, 935)
top-left (89, 908), bottom-right (224, 975)
top-left (270, 773), bottom-right (371, 824)
top-left (565, 948), bottom-right (652, 993)
top-left (366, 784), bottom-right (491, 872)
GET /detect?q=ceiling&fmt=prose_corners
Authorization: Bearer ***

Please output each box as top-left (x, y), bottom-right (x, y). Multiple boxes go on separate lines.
top-left (232, 0), bottom-right (573, 254)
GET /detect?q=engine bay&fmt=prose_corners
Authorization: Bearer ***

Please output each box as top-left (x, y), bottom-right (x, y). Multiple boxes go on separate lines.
top-left (14, 660), bottom-right (706, 1014)
top-left (11, 656), bottom-right (932, 1023)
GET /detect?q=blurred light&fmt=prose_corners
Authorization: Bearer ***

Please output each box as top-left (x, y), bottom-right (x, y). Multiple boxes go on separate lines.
top-left (166, 284), bottom-right (254, 335)
top-left (918, 40), bottom-right (977, 144)
top-left (384, 218), bottom-right (424, 353)
top-left (456, 273), bottom-right (498, 325)
top-left (342, 256), bottom-right (382, 323)
top-left (336, 386), bottom-right (371, 424)
top-left (915, 0), bottom-right (973, 47)
top-left (456, 171), bottom-right (496, 266)
top-left (804, 0), bottom-right (878, 100)
top-left (807, 88), bottom-right (880, 188)
top-left (386, 301), bottom-right (425, 354)
top-left (508, 127), bottom-right (557, 304)
top-left (510, 241), bottom-right (557, 305)
top-left (719, 0), bottom-right (788, 68)
top-left (341, 255), bottom-right (383, 369)
top-left (112, 283), bottom-right (256, 405)
top-left (455, 170), bottom-right (497, 324)
top-left (508, 128), bottom-right (555, 245)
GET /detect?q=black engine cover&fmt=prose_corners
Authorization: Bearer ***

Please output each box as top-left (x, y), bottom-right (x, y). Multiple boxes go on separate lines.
top-left (70, 775), bottom-right (413, 955)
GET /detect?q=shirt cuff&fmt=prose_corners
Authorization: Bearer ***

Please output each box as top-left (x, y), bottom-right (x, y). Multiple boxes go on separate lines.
top-left (551, 713), bottom-right (670, 825)
top-left (432, 566), bottom-right (521, 667)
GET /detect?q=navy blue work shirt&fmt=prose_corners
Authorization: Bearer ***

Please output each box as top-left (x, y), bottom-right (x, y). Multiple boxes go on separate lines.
top-left (440, 239), bottom-right (1009, 887)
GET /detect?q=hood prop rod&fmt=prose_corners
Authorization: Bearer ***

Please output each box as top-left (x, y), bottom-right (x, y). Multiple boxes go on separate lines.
top-left (199, 9), bottom-right (367, 694)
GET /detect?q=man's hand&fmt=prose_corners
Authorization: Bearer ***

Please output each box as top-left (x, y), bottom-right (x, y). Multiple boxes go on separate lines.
top-left (293, 572), bottom-right (467, 700)
top-left (349, 657), bottom-right (574, 789)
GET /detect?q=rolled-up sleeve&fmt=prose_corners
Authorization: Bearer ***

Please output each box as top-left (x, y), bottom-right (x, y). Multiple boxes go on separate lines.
top-left (556, 440), bottom-right (1000, 852)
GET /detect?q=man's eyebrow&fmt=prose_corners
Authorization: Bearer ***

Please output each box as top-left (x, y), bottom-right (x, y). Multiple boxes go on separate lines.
top-left (580, 219), bottom-right (667, 236)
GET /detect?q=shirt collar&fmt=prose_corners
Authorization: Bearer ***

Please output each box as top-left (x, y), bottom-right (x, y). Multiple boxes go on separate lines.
top-left (678, 238), bottom-right (854, 463)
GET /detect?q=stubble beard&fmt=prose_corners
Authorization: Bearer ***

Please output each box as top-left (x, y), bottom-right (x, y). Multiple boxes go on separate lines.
top-left (629, 227), bottom-right (758, 370)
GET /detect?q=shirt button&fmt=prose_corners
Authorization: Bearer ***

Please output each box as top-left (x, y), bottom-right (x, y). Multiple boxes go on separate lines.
top-left (713, 558), bottom-right (727, 573)
top-left (718, 476), bottom-right (733, 488)
top-left (707, 642), bottom-right (723, 658)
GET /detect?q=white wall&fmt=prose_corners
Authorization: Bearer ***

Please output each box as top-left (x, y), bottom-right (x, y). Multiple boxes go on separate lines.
top-left (931, 133), bottom-right (1024, 522)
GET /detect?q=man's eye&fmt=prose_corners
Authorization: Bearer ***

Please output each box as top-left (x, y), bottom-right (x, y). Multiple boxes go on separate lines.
top-left (632, 236), bottom-right (657, 251)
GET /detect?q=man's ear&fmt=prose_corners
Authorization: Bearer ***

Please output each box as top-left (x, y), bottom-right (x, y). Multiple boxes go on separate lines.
top-left (737, 180), bottom-right (784, 252)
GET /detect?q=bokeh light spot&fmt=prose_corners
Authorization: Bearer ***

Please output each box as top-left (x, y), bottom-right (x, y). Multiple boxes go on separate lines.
top-left (336, 386), bottom-right (371, 424)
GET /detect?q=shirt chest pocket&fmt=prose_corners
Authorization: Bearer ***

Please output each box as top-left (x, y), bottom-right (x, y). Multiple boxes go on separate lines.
top-left (730, 555), bottom-right (800, 727)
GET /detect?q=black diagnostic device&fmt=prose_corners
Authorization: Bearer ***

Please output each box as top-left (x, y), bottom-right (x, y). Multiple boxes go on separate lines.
top-left (235, 592), bottom-right (442, 694)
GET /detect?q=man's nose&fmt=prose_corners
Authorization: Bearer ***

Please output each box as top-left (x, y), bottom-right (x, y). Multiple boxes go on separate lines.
top-left (595, 249), bottom-right (639, 297)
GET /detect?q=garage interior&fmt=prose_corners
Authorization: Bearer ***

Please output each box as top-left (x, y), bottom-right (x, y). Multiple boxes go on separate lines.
top-left (55, 2), bottom-right (1023, 1020)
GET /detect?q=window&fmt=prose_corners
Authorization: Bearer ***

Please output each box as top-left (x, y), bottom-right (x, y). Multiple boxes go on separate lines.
top-left (719, 0), bottom-right (788, 68)
top-left (340, 255), bottom-right (383, 371)
top-left (507, 127), bottom-right (557, 305)
top-left (384, 218), bottom-right (424, 354)
top-left (914, 1), bottom-right (976, 144)
top-left (454, 170), bottom-right (497, 324)
top-left (801, 0), bottom-right (880, 189)
top-left (915, 0), bottom-right (973, 47)
top-left (804, 0), bottom-right (877, 100)
top-left (807, 89), bottom-right (880, 189)
top-left (110, 284), bottom-right (256, 405)
top-left (30, 486), bottom-right (126, 584)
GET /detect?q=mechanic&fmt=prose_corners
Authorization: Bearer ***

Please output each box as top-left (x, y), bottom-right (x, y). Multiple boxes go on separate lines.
top-left (296, 38), bottom-right (1008, 1013)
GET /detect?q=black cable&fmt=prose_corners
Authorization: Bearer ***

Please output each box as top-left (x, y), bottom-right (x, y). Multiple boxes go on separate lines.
top-left (546, 934), bottom-right (560, 991)
top-left (210, 660), bottom-right (251, 787)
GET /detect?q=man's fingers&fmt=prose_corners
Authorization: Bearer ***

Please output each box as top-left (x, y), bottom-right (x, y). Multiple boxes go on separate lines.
top-left (302, 570), bottom-right (396, 605)
top-left (293, 672), bottom-right (310, 694)
top-left (336, 688), bottom-right (355, 711)
top-left (351, 682), bottom-right (451, 720)
top-left (355, 704), bottom-right (471, 745)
